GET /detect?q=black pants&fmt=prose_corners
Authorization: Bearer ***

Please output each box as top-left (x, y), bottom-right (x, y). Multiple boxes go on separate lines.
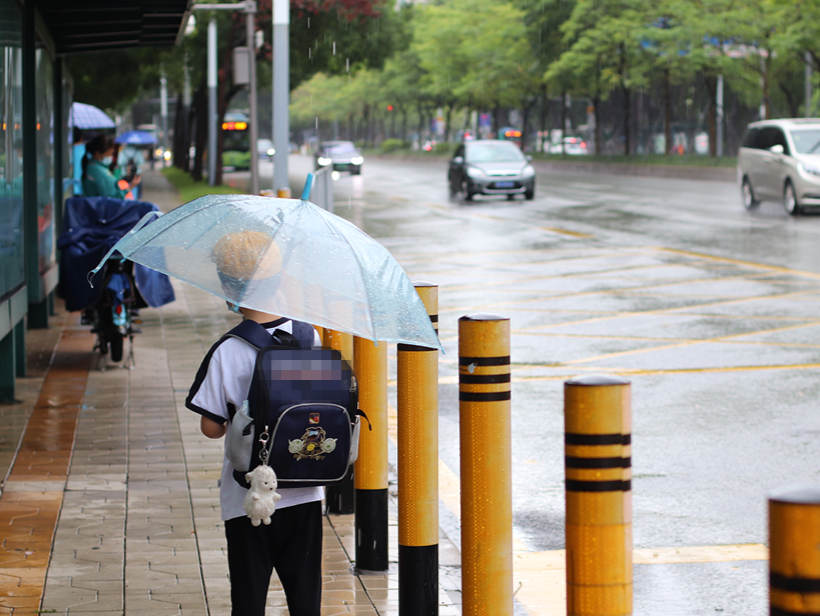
top-left (225, 500), bottom-right (323, 616)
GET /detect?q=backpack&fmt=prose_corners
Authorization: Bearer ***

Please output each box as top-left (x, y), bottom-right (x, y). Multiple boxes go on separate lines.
top-left (223, 319), bottom-right (366, 489)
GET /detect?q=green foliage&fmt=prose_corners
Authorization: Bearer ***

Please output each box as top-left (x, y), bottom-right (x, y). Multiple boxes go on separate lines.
top-left (380, 138), bottom-right (407, 152)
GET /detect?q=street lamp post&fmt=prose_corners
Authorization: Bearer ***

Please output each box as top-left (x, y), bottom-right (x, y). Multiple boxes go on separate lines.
top-left (194, 2), bottom-right (259, 192)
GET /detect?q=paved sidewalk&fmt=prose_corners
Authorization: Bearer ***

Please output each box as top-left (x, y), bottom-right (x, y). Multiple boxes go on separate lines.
top-left (0, 170), bottom-right (462, 615)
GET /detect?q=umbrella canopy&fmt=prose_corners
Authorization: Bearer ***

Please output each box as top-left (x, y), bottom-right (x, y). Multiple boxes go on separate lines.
top-left (70, 102), bottom-right (116, 130)
top-left (89, 179), bottom-right (440, 349)
top-left (115, 130), bottom-right (157, 145)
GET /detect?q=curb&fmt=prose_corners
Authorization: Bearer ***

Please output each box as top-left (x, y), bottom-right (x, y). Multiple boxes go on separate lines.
top-left (368, 153), bottom-right (737, 183)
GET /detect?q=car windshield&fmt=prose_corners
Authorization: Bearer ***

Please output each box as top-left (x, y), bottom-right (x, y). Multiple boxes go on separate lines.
top-left (465, 142), bottom-right (524, 163)
top-left (323, 142), bottom-right (357, 154)
top-left (789, 128), bottom-right (820, 155)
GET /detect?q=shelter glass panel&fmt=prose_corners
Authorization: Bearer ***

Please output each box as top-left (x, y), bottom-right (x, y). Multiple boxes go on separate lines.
top-left (0, 0), bottom-right (23, 301)
top-left (34, 46), bottom-right (54, 274)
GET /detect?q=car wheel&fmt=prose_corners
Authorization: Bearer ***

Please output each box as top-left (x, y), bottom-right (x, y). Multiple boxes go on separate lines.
top-left (353, 166), bottom-right (362, 175)
top-left (741, 177), bottom-right (759, 210)
top-left (525, 186), bottom-right (535, 200)
top-left (784, 181), bottom-right (801, 216)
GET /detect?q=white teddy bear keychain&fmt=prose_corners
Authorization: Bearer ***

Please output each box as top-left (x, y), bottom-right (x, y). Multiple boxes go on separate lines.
top-left (243, 465), bottom-right (282, 526)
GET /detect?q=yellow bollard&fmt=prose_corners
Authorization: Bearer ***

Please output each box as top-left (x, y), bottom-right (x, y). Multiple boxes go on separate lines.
top-left (459, 313), bottom-right (512, 616)
top-left (769, 485), bottom-right (820, 616)
top-left (398, 282), bottom-right (439, 615)
top-left (353, 336), bottom-right (388, 571)
top-left (324, 328), bottom-right (355, 514)
top-left (564, 375), bottom-right (632, 616)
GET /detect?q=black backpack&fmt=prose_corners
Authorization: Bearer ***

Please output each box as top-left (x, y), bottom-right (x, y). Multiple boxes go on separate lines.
top-left (223, 319), bottom-right (366, 489)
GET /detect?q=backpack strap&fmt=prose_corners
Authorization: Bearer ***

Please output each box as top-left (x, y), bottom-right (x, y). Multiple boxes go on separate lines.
top-left (225, 319), bottom-right (277, 350)
top-left (225, 318), bottom-right (314, 350)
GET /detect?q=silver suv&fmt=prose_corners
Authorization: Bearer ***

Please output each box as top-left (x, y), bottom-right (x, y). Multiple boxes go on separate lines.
top-left (738, 119), bottom-right (820, 215)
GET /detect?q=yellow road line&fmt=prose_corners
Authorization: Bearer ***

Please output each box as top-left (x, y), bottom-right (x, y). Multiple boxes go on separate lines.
top-left (658, 246), bottom-right (820, 281)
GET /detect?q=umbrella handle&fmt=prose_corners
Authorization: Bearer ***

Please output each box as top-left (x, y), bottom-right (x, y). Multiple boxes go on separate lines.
top-left (300, 173), bottom-right (314, 201)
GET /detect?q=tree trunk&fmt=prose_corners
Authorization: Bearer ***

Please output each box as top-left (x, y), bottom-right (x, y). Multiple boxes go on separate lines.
top-left (492, 104), bottom-right (501, 137)
top-left (521, 97), bottom-right (534, 152)
top-left (192, 83), bottom-right (207, 182)
top-left (705, 72), bottom-right (718, 157)
top-left (444, 104), bottom-right (453, 144)
top-left (539, 83), bottom-right (548, 154)
top-left (561, 91), bottom-right (567, 155)
top-left (664, 68), bottom-right (672, 155)
top-left (594, 95), bottom-right (601, 155)
top-left (622, 86), bottom-right (631, 156)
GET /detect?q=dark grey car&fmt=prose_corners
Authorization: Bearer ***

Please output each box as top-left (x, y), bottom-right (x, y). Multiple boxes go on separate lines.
top-left (448, 140), bottom-right (535, 201)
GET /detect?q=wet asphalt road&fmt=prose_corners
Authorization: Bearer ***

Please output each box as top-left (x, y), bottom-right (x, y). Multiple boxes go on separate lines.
top-left (227, 156), bottom-right (820, 615)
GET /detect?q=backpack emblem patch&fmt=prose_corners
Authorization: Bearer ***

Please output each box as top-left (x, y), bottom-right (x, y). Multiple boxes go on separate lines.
top-left (288, 426), bottom-right (337, 460)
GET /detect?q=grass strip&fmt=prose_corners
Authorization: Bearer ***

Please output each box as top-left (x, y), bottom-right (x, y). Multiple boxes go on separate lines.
top-left (162, 167), bottom-right (244, 203)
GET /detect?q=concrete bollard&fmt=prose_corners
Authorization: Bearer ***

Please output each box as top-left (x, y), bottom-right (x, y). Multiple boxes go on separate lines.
top-left (564, 375), bottom-right (632, 616)
top-left (354, 336), bottom-right (388, 571)
top-left (769, 484), bottom-right (820, 616)
top-left (324, 328), bottom-right (356, 515)
top-left (398, 282), bottom-right (439, 615)
top-left (459, 313), bottom-right (512, 616)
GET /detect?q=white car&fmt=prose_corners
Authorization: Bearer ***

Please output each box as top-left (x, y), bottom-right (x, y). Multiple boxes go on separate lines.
top-left (738, 118), bottom-right (820, 215)
top-left (548, 136), bottom-right (589, 155)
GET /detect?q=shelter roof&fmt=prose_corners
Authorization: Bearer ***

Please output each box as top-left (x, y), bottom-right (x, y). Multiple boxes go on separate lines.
top-left (36, 0), bottom-right (192, 55)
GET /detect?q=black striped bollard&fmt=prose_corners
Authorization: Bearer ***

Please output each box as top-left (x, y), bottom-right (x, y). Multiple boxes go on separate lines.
top-left (769, 485), bottom-right (820, 616)
top-left (459, 313), bottom-right (512, 616)
top-left (564, 375), bottom-right (632, 616)
top-left (398, 282), bottom-right (439, 615)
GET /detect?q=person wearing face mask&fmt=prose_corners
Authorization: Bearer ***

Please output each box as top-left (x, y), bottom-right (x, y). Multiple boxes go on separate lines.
top-left (82, 135), bottom-right (141, 199)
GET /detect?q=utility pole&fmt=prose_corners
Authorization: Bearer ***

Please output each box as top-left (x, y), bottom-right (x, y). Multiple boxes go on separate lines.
top-left (272, 0), bottom-right (289, 196)
top-left (806, 51), bottom-right (813, 118)
top-left (716, 74), bottom-right (724, 158)
top-left (245, 1), bottom-right (259, 194)
top-left (207, 17), bottom-right (217, 186)
top-left (160, 65), bottom-right (169, 164)
top-left (195, 2), bottom-right (260, 191)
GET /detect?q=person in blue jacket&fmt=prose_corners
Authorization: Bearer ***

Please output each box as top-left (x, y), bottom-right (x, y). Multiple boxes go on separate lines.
top-left (82, 135), bottom-right (141, 198)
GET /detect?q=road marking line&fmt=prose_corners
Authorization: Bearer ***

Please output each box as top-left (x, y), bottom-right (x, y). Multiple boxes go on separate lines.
top-left (658, 246), bottom-right (820, 281)
top-left (541, 227), bottom-right (594, 238)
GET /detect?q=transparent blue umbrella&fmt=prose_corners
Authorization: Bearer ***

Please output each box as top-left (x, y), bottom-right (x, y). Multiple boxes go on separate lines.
top-left (89, 175), bottom-right (440, 350)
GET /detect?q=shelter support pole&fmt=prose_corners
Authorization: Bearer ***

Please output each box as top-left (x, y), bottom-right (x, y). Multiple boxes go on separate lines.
top-left (397, 282), bottom-right (439, 615)
top-left (459, 314), bottom-right (512, 616)
top-left (353, 336), bottom-right (388, 571)
top-left (769, 485), bottom-right (820, 616)
top-left (564, 375), bottom-right (632, 616)
top-left (0, 330), bottom-right (15, 403)
top-left (324, 328), bottom-right (355, 514)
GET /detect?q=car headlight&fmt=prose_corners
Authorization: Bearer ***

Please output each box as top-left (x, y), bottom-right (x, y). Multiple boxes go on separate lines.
top-left (351, 156), bottom-right (364, 165)
top-left (317, 157), bottom-right (332, 166)
top-left (521, 165), bottom-right (535, 178)
top-left (798, 162), bottom-right (820, 177)
top-left (466, 166), bottom-right (485, 179)
top-left (267, 148), bottom-right (275, 156)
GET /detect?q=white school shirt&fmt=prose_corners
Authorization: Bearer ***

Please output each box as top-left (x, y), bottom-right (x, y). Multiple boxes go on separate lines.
top-left (186, 318), bottom-right (324, 521)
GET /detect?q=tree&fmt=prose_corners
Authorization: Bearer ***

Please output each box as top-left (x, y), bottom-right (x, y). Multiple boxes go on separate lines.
top-left (548, 0), bottom-right (653, 155)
